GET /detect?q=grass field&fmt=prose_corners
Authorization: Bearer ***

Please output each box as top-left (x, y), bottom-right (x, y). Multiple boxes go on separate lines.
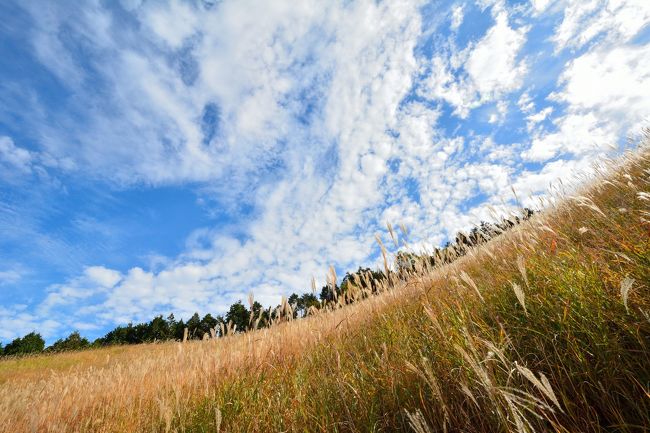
top-left (1, 140), bottom-right (649, 432)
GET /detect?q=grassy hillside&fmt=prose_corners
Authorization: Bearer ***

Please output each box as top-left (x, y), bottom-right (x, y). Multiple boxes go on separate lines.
top-left (1, 142), bottom-right (649, 433)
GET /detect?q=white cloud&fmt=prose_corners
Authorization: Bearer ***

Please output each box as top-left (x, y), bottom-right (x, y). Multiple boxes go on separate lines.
top-left (555, 44), bottom-right (650, 129)
top-left (524, 41), bottom-right (650, 162)
top-left (527, 106), bottom-right (553, 124)
top-left (552, 0), bottom-right (650, 52)
top-left (514, 0), bottom-right (650, 205)
top-left (0, 136), bottom-right (72, 183)
top-left (143, 0), bottom-right (199, 49)
top-left (523, 112), bottom-right (617, 161)
top-left (482, 137), bottom-right (519, 164)
top-left (531, 0), bottom-right (553, 14)
top-left (19, 1), bottom-right (317, 186)
top-left (518, 91), bottom-right (535, 114)
top-left (526, 106), bottom-right (554, 132)
top-left (0, 270), bottom-right (22, 285)
top-left (513, 157), bottom-right (595, 199)
top-left (465, 12), bottom-right (528, 98)
top-left (0, 305), bottom-right (60, 341)
top-left (422, 8), bottom-right (528, 117)
top-left (84, 266), bottom-right (122, 288)
top-left (451, 5), bottom-right (465, 30)
top-left (0, 136), bottom-right (33, 174)
top-left (489, 100), bottom-right (509, 124)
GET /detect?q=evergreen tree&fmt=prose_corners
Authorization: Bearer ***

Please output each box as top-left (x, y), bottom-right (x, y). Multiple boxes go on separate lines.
top-left (173, 319), bottom-right (186, 340)
top-left (149, 315), bottom-right (171, 341)
top-left (186, 313), bottom-right (201, 338)
top-left (288, 293), bottom-right (300, 318)
top-left (249, 301), bottom-right (269, 328)
top-left (48, 331), bottom-right (90, 352)
top-left (225, 301), bottom-right (250, 333)
top-left (319, 284), bottom-right (338, 303)
top-left (200, 313), bottom-right (218, 337)
top-left (3, 332), bottom-right (45, 356)
top-left (299, 293), bottom-right (319, 315)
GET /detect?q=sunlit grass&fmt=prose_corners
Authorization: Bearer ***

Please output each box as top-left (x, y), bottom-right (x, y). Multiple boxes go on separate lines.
top-left (0, 343), bottom-right (170, 384)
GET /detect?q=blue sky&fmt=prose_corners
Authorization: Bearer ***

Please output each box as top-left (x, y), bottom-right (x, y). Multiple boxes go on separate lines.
top-left (1, 0), bottom-right (649, 343)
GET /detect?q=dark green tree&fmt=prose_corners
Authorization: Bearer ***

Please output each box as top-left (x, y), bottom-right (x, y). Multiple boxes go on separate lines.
top-left (166, 314), bottom-right (187, 341)
top-left (149, 315), bottom-right (172, 341)
top-left (288, 293), bottom-right (300, 318)
top-left (173, 318), bottom-right (186, 340)
top-left (225, 301), bottom-right (250, 333)
top-left (247, 301), bottom-right (267, 328)
top-left (186, 313), bottom-right (201, 338)
top-left (3, 332), bottom-right (45, 356)
top-left (299, 293), bottom-right (319, 315)
top-left (199, 313), bottom-right (218, 337)
top-left (319, 284), bottom-right (339, 303)
top-left (47, 331), bottom-right (90, 352)
top-left (288, 293), bottom-right (320, 317)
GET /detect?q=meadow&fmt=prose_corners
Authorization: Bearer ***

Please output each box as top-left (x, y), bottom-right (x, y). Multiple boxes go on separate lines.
top-left (1, 138), bottom-right (649, 432)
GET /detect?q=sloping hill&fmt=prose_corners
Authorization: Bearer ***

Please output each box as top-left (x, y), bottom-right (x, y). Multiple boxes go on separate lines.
top-left (1, 141), bottom-right (649, 433)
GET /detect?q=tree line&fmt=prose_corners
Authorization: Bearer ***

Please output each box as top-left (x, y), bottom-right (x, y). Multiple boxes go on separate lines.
top-left (0, 209), bottom-right (533, 358)
top-left (0, 271), bottom-right (377, 356)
